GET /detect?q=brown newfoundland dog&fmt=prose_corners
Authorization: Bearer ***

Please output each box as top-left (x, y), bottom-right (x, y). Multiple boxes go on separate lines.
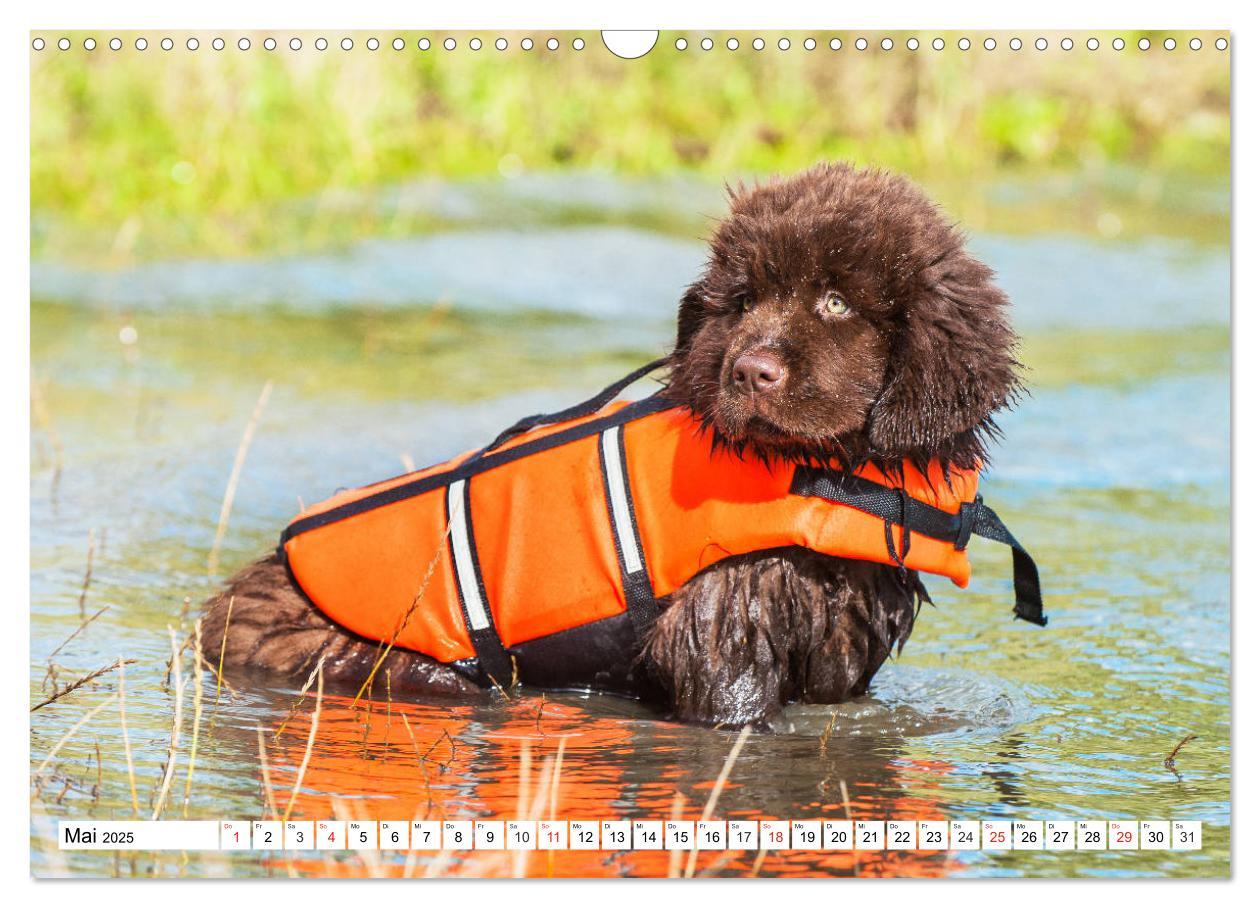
top-left (201, 162), bottom-right (1022, 726)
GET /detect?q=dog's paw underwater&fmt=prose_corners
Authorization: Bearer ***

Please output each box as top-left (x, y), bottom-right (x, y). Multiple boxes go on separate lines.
top-left (202, 162), bottom-right (1046, 726)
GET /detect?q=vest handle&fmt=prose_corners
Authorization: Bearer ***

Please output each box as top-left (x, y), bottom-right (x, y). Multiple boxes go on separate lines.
top-left (475, 357), bottom-right (670, 458)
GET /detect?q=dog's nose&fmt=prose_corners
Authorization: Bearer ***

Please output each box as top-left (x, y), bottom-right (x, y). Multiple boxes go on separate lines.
top-left (731, 351), bottom-right (786, 394)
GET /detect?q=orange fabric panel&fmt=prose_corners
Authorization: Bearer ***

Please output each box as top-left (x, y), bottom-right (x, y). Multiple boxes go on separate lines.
top-left (471, 435), bottom-right (625, 647)
top-left (284, 487), bottom-right (475, 663)
top-left (624, 409), bottom-right (975, 595)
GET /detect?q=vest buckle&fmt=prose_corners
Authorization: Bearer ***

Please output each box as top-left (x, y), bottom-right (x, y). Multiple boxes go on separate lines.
top-left (955, 494), bottom-right (980, 551)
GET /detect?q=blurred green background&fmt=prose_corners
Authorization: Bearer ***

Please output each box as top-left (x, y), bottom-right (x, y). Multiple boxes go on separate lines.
top-left (32, 30), bottom-right (1229, 263)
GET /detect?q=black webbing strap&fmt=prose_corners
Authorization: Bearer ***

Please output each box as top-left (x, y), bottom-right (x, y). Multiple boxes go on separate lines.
top-left (790, 466), bottom-right (1047, 626)
top-left (968, 504), bottom-right (1048, 627)
top-left (444, 479), bottom-right (514, 687)
top-left (453, 359), bottom-right (671, 686)
top-left (597, 423), bottom-right (661, 645)
top-left (478, 356), bottom-right (670, 457)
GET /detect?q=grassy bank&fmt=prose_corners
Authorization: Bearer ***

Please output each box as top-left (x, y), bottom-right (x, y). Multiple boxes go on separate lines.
top-left (31, 30), bottom-right (1229, 262)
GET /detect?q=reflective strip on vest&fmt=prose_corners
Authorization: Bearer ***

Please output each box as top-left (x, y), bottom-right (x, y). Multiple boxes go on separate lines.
top-left (446, 479), bottom-right (489, 631)
top-left (600, 426), bottom-right (643, 575)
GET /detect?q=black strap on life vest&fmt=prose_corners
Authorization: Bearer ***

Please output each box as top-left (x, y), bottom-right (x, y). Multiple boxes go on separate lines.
top-left (466, 358), bottom-right (671, 656)
top-left (444, 478), bottom-right (514, 687)
top-left (596, 422), bottom-right (660, 644)
top-left (453, 358), bottom-right (671, 684)
top-left (790, 467), bottom-right (1047, 626)
top-left (478, 356), bottom-right (671, 457)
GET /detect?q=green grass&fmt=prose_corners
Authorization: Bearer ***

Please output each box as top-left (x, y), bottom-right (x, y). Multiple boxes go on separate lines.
top-left (31, 30), bottom-right (1229, 263)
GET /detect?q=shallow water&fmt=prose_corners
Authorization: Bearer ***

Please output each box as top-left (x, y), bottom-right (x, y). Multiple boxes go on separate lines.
top-left (30, 171), bottom-right (1230, 877)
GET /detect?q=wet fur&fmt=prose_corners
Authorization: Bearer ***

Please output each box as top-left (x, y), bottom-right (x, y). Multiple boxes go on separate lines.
top-left (202, 162), bottom-right (1020, 726)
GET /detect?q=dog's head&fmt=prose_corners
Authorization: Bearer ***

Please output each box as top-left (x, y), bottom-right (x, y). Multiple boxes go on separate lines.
top-left (666, 162), bottom-right (1021, 471)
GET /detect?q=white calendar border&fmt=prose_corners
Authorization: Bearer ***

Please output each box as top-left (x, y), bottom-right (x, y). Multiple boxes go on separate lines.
top-left (10, 0), bottom-right (1249, 902)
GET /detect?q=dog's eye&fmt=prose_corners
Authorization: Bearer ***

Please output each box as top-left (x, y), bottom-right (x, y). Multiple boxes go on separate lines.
top-left (823, 292), bottom-right (849, 316)
top-left (739, 296), bottom-right (753, 313)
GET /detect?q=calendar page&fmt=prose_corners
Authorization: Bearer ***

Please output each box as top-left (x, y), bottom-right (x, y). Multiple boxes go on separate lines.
top-left (26, 13), bottom-right (1232, 883)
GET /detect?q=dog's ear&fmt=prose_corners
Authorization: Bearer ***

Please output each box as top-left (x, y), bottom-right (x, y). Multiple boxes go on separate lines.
top-left (673, 279), bottom-right (708, 354)
top-left (867, 257), bottom-right (1022, 461)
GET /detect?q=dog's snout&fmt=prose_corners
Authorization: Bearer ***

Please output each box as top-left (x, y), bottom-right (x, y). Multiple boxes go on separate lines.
top-left (731, 350), bottom-right (786, 394)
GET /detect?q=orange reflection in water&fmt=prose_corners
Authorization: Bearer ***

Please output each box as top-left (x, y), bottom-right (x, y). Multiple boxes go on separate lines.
top-left (259, 692), bottom-right (963, 878)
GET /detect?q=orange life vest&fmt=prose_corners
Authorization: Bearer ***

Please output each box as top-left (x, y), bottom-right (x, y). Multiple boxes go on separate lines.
top-left (280, 360), bottom-right (1045, 689)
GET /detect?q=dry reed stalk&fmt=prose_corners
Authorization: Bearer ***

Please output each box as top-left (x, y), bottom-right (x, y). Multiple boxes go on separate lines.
top-left (77, 528), bottom-right (96, 619)
top-left (667, 791), bottom-right (687, 878)
top-left (819, 711), bottom-right (837, 754)
top-left (359, 679), bottom-right (376, 755)
top-left (118, 656), bottom-right (139, 816)
top-left (749, 845), bottom-right (768, 877)
top-left (161, 629), bottom-right (195, 691)
top-left (546, 737), bottom-right (566, 879)
top-left (840, 778), bottom-right (860, 875)
top-left (282, 659), bottom-right (323, 824)
top-left (452, 748), bottom-right (556, 880)
top-left (91, 740), bottom-right (103, 805)
top-left (384, 668), bottom-right (393, 749)
top-left (400, 714), bottom-right (438, 818)
top-left (696, 852), bottom-right (736, 877)
top-left (1164, 732), bottom-right (1198, 770)
top-left (274, 652), bottom-right (327, 741)
top-left (34, 693), bottom-right (116, 778)
top-left (46, 603), bottom-right (109, 665)
top-left (517, 741), bottom-right (531, 818)
top-left (684, 723), bottom-right (752, 878)
top-left (182, 619), bottom-right (206, 817)
top-left (511, 741), bottom-right (533, 879)
top-left (31, 657), bottom-right (135, 712)
top-left (421, 849), bottom-right (457, 879)
top-left (208, 379), bottom-right (273, 577)
top-left (402, 805), bottom-right (424, 879)
top-left (517, 752), bottom-right (558, 879)
top-left (256, 726), bottom-right (279, 821)
top-left (213, 595), bottom-right (234, 705)
top-left (151, 627), bottom-right (186, 820)
top-left (333, 797), bottom-right (386, 878)
top-left (254, 728), bottom-right (297, 879)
